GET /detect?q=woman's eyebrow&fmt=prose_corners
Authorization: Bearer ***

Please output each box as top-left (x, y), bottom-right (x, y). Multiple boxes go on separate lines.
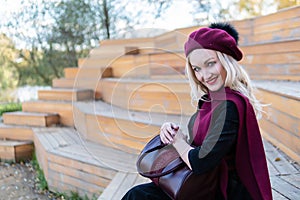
top-left (204, 57), bottom-right (214, 65)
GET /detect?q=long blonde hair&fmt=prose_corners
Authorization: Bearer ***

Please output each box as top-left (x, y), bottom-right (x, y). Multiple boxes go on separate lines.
top-left (186, 51), bottom-right (264, 119)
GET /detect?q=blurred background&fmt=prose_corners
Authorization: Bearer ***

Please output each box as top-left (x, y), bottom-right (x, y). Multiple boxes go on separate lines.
top-left (0, 0), bottom-right (299, 102)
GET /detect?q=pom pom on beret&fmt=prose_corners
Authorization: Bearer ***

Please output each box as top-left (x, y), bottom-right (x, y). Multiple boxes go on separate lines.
top-left (184, 22), bottom-right (243, 61)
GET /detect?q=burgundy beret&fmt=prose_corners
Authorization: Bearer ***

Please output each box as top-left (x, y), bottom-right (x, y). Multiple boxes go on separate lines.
top-left (184, 27), bottom-right (243, 61)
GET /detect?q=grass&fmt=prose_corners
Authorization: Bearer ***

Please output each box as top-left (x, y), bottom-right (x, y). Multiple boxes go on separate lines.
top-left (1, 102), bottom-right (98, 199)
top-left (31, 153), bottom-right (98, 200)
top-left (0, 102), bottom-right (22, 116)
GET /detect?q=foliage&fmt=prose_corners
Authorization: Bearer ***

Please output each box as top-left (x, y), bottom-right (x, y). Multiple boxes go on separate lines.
top-left (0, 102), bottom-right (22, 116)
top-left (31, 153), bottom-right (48, 191)
top-left (54, 191), bottom-right (97, 200)
top-left (276, 0), bottom-right (300, 10)
top-left (0, 0), bottom-right (171, 89)
top-left (0, 34), bottom-right (19, 91)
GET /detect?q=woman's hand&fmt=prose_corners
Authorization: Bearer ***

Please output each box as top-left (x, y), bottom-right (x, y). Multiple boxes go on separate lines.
top-left (159, 122), bottom-right (179, 144)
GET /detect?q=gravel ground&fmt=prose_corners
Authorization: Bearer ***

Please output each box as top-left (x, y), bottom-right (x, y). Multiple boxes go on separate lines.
top-left (0, 161), bottom-right (57, 200)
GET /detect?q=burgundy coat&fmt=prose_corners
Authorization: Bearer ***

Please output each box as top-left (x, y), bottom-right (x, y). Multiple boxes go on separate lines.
top-left (192, 87), bottom-right (272, 200)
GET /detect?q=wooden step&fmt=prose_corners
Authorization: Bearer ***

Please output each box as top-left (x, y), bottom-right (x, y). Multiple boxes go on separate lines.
top-left (254, 80), bottom-right (300, 163)
top-left (73, 100), bottom-right (190, 154)
top-left (38, 88), bottom-right (94, 101)
top-left (33, 127), bottom-right (138, 198)
top-left (52, 78), bottom-right (75, 88)
top-left (97, 138), bottom-right (300, 200)
top-left (78, 57), bottom-right (114, 68)
top-left (110, 52), bottom-right (185, 78)
top-left (241, 40), bottom-right (300, 80)
top-left (0, 123), bottom-right (33, 141)
top-left (99, 37), bottom-right (154, 48)
top-left (0, 139), bottom-right (33, 162)
top-left (22, 101), bottom-right (73, 126)
top-left (98, 172), bottom-right (149, 200)
top-left (52, 78), bottom-right (102, 99)
top-left (3, 111), bottom-right (59, 127)
top-left (64, 67), bottom-right (112, 79)
top-left (99, 78), bottom-right (194, 115)
top-left (245, 6), bottom-right (300, 44)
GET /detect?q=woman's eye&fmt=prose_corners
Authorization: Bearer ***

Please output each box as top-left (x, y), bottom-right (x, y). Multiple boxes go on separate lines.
top-left (193, 67), bottom-right (200, 72)
top-left (207, 61), bottom-right (216, 67)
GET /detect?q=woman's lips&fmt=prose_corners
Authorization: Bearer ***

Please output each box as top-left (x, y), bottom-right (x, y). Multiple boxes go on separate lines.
top-left (206, 77), bottom-right (217, 85)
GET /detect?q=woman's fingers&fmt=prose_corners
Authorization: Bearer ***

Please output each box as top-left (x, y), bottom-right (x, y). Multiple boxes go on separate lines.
top-left (160, 122), bottom-right (179, 144)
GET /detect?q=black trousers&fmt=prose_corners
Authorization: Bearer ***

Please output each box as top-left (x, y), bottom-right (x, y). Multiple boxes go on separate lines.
top-left (121, 182), bottom-right (171, 200)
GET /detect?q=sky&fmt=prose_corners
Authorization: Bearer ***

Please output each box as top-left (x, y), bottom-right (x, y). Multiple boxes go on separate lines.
top-left (0, 0), bottom-right (278, 47)
top-left (0, 0), bottom-right (195, 31)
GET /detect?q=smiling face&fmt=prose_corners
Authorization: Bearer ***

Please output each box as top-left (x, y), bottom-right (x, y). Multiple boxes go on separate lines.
top-left (189, 49), bottom-right (227, 92)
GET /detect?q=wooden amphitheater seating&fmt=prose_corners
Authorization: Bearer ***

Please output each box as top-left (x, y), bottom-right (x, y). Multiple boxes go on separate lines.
top-left (0, 5), bottom-right (299, 199)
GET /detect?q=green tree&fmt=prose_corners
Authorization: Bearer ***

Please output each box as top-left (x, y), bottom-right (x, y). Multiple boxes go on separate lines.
top-left (276, 0), bottom-right (300, 10)
top-left (1, 0), bottom-right (171, 86)
top-left (0, 34), bottom-right (18, 96)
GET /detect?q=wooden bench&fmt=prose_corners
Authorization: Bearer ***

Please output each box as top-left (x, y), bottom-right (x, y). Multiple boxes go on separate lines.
top-left (110, 51), bottom-right (185, 78)
top-left (97, 139), bottom-right (300, 200)
top-left (33, 127), bottom-right (140, 199)
top-left (0, 139), bottom-right (33, 162)
top-left (241, 39), bottom-right (300, 81)
top-left (98, 172), bottom-right (149, 200)
top-left (73, 100), bottom-right (190, 154)
top-left (22, 101), bottom-right (73, 126)
top-left (99, 78), bottom-right (193, 115)
top-left (254, 80), bottom-right (300, 163)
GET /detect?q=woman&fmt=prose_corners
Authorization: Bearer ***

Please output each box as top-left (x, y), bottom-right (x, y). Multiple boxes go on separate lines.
top-left (122, 23), bottom-right (272, 200)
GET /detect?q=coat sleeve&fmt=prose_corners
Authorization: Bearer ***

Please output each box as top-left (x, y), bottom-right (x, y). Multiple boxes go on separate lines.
top-left (188, 100), bottom-right (239, 174)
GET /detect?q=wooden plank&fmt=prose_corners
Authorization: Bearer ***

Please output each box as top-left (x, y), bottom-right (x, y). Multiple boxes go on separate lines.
top-left (78, 57), bottom-right (113, 68)
top-left (257, 89), bottom-right (300, 119)
top-left (280, 174), bottom-right (300, 190)
top-left (270, 175), bottom-right (300, 200)
top-left (255, 81), bottom-right (300, 101)
top-left (47, 150), bottom-right (116, 180)
top-left (260, 118), bottom-right (300, 160)
top-left (15, 143), bottom-right (34, 162)
top-left (254, 6), bottom-right (300, 26)
top-left (0, 145), bottom-right (15, 161)
top-left (251, 28), bottom-right (300, 43)
top-left (3, 111), bottom-right (59, 127)
top-left (52, 78), bottom-right (75, 88)
top-left (250, 75), bottom-right (300, 81)
top-left (242, 52), bottom-right (300, 65)
top-left (262, 106), bottom-right (300, 137)
top-left (113, 172), bottom-right (138, 199)
top-left (244, 64), bottom-right (300, 77)
top-left (38, 88), bottom-right (93, 101)
top-left (98, 172), bottom-right (127, 200)
top-left (99, 78), bottom-right (193, 115)
top-left (0, 140), bottom-right (33, 162)
top-left (272, 189), bottom-right (289, 200)
top-left (56, 143), bottom-right (137, 171)
top-left (74, 67), bottom-right (112, 79)
top-left (48, 161), bottom-right (111, 188)
top-left (241, 40), bottom-right (300, 55)
top-left (64, 67), bottom-right (78, 79)
top-left (253, 17), bottom-right (300, 35)
top-left (48, 169), bottom-right (103, 195)
top-left (0, 124), bottom-right (33, 141)
top-left (22, 101), bottom-right (73, 126)
top-left (100, 37), bottom-right (154, 46)
top-left (262, 140), bottom-right (298, 175)
top-left (261, 129), bottom-right (300, 165)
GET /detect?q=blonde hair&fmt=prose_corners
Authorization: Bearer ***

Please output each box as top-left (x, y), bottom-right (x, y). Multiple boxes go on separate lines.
top-left (186, 51), bottom-right (264, 119)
